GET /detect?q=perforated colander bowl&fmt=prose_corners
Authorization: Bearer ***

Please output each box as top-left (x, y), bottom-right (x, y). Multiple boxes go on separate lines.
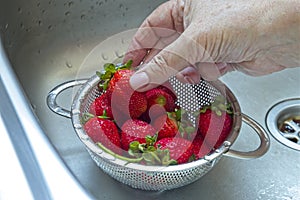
top-left (47, 74), bottom-right (270, 191)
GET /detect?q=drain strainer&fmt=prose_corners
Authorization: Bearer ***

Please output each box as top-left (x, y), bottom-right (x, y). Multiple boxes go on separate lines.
top-left (266, 98), bottom-right (300, 151)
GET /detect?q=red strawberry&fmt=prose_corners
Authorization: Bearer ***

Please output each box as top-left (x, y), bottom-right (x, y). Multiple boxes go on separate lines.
top-left (197, 96), bottom-right (233, 149)
top-left (145, 88), bottom-right (176, 118)
top-left (121, 119), bottom-right (156, 151)
top-left (156, 84), bottom-right (177, 103)
top-left (110, 69), bottom-right (148, 120)
top-left (84, 117), bottom-right (122, 155)
top-left (192, 133), bottom-right (212, 160)
top-left (153, 113), bottom-right (179, 140)
top-left (154, 137), bottom-right (194, 164)
top-left (89, 93), bottom-right (113, 119)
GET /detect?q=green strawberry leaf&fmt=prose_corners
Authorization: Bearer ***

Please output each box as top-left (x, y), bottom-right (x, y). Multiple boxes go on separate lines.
top-left (145, 134), bottom-right (158, 146)
top-left (119, 59), bottom-right (133, 70)
top-left (188, 154), bottom-right (196, 162)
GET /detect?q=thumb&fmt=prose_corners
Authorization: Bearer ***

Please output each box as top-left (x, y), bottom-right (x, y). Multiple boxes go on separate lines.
top-left (130, 30), bottom-right (204, 91)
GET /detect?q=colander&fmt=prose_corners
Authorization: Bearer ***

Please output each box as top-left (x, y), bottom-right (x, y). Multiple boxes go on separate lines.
top-left (47, 72), bottom-right (270, 191)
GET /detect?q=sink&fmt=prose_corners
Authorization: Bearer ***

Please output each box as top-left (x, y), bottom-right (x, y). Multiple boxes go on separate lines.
top-left (1, 0), bottom-right (299, 199)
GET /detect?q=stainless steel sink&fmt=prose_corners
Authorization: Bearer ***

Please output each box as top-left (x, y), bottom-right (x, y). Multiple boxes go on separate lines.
top-left (1, 0), bottom-right (299, 199)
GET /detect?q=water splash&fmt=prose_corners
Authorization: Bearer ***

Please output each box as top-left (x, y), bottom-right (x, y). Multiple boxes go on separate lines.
top-left (80, 14), bottom-right (86, 20)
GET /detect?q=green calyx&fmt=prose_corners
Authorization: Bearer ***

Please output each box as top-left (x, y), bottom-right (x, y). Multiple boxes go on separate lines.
top-left (156, 95), bottom-right (167, 106)
top-left (200, 95), bottom-right (233, 116)
top-left (128, 134), bottom-right (177, 166)
top-left (97, 60), bottom-right (133, 90)
top-left (170, 108), bottom-right (197, 139)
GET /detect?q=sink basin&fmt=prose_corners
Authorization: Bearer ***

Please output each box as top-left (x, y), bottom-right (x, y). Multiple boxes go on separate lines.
top-left (1, 0), bottom-right (299, 199)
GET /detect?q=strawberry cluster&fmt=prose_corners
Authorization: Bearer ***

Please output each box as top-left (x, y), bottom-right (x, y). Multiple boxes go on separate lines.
top-left (83, 61), bottom-right (233, 166)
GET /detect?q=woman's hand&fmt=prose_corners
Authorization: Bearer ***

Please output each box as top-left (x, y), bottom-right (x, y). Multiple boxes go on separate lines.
top-left (124, 0), bottom-right (300, 91)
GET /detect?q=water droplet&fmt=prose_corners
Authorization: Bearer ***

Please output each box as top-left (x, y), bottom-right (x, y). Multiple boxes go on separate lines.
top-left (37, 20), bottom-right (42, 26)
top-left (115, 51), bottom-right (124, 58)
top-left (20, 23), bottom-right (24, 29)
top-left (65, 11), bottom-right (71, 16)
top-left (37, 49), bottom-right (41, 54)
top-left (80, 14), bottom-right (86, 20)
top-left (31, 104), bottom-right (37, 111)
top-left (74, 123), bottom-right (82, 129)
top-left (101, 53), bottom-right (108, 60)
top-left (66, 61), bottom-right (73, 68)
top-left (37, 2), bottom-right (41, 7)
top-left (17, 7), bottom-right (22, 13)
top-left (48, 25), bottom-right (53, 30)
top-left (119, 3), bottom-right (124, 9)
top-left (5, 24), bottom-right (9, 30)
top-left (76, 43), bottom-right (82, 48)
top-left (68, 1), bottom-right (74, 7)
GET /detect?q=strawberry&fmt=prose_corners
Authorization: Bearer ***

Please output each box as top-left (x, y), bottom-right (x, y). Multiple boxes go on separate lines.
top-left (156, 84), bottom-right (177, 103)
top-left (154, 137), bottom-right (194, 164)
top-left (89, 93), bottom-right (113, 119)
top-left (197, 96), bottom-right (233, 149)
top-left (153, 112), bottom-right (179, 140)
top-left (121, 119), bottom-right (156, 151)
top-left (110, 69), bottom-right (148, 120)
top-left (84, 117), bottom-right (122, 155)
top-left (191, 133), bottom-right (212, 160)
top-left (145, 87), bottom-right (176, 118)
top-left (97, 61), bottom-right (148, 122)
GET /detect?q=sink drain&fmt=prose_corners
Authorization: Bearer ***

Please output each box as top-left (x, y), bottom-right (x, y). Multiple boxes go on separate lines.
top-left (265, 98), bottom-right (300, 151)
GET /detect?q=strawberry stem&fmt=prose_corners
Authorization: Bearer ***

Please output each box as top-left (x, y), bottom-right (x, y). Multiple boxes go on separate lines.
top-left (96, 142), bottom-right (143, 164)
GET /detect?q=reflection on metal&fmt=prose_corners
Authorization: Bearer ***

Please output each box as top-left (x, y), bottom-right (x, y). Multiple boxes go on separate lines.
top-left (266, 98), bottom-right (300, 151)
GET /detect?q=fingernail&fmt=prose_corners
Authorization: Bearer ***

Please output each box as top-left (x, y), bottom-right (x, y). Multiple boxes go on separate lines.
top-left (130, 72), bottom-right (150, 91)
top-left (184, 76), bottom-right (196, 84)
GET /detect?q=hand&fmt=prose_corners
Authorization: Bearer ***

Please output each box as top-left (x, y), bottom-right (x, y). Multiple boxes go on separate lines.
top-left (124, 0), bottom-right (300, 91)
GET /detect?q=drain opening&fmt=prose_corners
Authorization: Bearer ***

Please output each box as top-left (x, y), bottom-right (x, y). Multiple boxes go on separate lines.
top-left (278, 116), bottom-right (300, 143)
top-left (266, 98), bottom-right (300, 151)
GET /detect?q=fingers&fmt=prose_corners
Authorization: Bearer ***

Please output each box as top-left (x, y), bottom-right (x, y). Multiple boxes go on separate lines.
top-left (123, 0), bottom-right (184, 67)
top-left (129, 30), bottom-right (202, 91)
top-left (175, 66), bottom-right (201, 84)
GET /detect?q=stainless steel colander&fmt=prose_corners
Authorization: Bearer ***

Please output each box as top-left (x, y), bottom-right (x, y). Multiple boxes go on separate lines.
top-left (47, 74), bottom-right (270, 191)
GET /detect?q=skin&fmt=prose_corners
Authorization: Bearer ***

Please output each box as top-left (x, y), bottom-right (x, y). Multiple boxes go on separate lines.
top-left (124, 0), bottom-right (300, 91)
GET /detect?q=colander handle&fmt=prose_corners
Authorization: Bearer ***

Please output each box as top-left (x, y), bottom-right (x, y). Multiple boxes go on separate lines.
top-left (224, 113), bottom-right (270, 159)
top-left (47, 79), bottom-right (88, 118)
